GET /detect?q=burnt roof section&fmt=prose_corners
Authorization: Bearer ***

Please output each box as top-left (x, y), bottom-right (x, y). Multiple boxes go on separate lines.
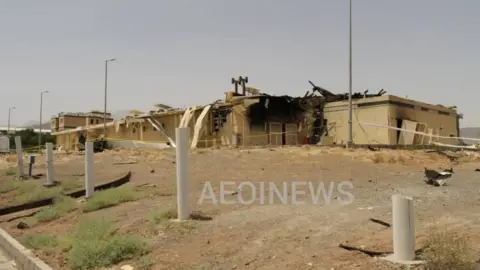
top-left (304, 81), bottom-right (387, 102)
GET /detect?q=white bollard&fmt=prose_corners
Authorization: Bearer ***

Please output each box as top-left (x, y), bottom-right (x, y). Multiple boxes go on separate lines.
top-left (392, 194), bottom-right (415, 261)
top-left (85, 142), bottom-right (94, 198)
top-left (14, 136), bottom-right (24, 177)
top-left (175, 127), bottom-right (190, 220)
top-left (45, 143), bottom-right (55, 186)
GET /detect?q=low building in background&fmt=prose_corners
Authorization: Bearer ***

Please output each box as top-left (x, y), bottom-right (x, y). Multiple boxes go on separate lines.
top-left (50, 111), bottom-right (114, 132)
top-left (51, 79), bottom-right (463, 151)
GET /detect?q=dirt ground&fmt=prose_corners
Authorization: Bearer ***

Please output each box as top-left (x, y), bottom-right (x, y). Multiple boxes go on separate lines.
top-left (1, 146), bottom-right (480, 270)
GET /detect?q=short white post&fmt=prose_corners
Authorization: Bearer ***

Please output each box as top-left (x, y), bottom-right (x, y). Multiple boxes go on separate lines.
top-left (175, 127), bottom-right (190, 220)
top-left (392, 194), bottom-right (415, 261)
top-left (85, 142), bottom-right (94, 198)
top-left (14, 136), bottom-right (24, 177)
top-left (45, 142), bottom-right (55, 186)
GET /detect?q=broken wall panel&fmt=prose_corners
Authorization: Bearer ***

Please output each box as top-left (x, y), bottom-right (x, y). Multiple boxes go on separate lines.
top-left (285, 124), bottom-right (298, 145)
top-left (269, 122), bottom-right (282, 146)
top-left (413, 123), bottom-right (427, 145)
top-left (398, 120), bottom-right (417, 145)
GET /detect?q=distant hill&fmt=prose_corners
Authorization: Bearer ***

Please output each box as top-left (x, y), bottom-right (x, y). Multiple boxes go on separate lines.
top-left (22, 120), bottom-right (51, 130)
top-left (460, 127), bottom-right (480, 145)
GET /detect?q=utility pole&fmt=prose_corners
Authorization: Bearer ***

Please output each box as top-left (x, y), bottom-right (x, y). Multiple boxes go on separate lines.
top-left (347, 0), bottom-right (353, 147)
top-left (104, 58), bottom-right (116, 138)
top-left (39, 91), bottom-right (49, 149)
top-left (7, 107), bottom-right (15, 134)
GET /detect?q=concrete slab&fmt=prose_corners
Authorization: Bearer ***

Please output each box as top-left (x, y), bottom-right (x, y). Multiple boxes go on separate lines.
top-left (381, 254), bottom-right (425, 266)
top-left (0, 248), bottom-right (17, 269)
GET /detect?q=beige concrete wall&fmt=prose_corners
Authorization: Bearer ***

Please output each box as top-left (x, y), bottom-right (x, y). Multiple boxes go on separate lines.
top-left (323, 95), bottom-right (460, 145)
top-left (142, 114), bottom-right (179, 143)
top-left (388, 104), bottom-right (459, 145)
top-left (55, 132), bottom-right (79, 151)
top-left (324, 102), bottom-right (390, 144)
top-left (210, 104), bottom-right (301, 147)
top-left (59, 116), bottom-right (87, 129)
top-left (86, 116), bottom-right (113, 127)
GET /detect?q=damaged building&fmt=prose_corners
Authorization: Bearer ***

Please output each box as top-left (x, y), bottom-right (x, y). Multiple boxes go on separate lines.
top-left (51, 78), bottom-right (462, 150)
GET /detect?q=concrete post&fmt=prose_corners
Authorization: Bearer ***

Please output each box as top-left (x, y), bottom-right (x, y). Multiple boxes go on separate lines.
top-left (14, 136), bottom-right (24, 177)
top-left (392, 194), bottom-right (415, 261)
top-left (85, 142), bottom-right (94, 198)
top-left (175, 127), bottom-right (190, 220)
top-left (45, 143), bottom-right (55, 186)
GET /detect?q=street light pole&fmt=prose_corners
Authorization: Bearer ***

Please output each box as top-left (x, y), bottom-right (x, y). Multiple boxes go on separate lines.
top-left (39, 91), bottom-right (49, 149)
top-left (104, 58), bottom-right (116, 138)
top-left (347, 0), bottom-right (353, 147)
top-left (7, 107), bottom-right (15, 134)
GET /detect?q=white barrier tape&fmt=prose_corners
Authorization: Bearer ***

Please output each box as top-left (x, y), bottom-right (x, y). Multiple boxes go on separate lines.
top-left (432, 141), bottom-right (478, 149)
top-left (359, 122), bottom-right (480, 142)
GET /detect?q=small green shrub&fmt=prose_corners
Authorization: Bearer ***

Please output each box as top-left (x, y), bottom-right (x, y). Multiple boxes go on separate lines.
top-left (65, 218), bottom-right (150, 270)
top-left (4, 167), bottom-right (16, 176)
top-left (147, 207), bottom-right (195, 234)
top-left (148, 207), bottom-right (177, 225)
top-left (14, 186), bottom-right (62, 204)
top-left (35, 196), bottom-right (78, 222)
top-left (21, 234), bottom-right (58, 251)
top-left (82, 186), bottom-right (137, 213)
top-left (0, 179), bottom-right (36, 194)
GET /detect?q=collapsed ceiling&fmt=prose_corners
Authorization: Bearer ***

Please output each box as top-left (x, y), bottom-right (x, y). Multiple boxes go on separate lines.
top-left (244, 80), bottom-right (388, 142)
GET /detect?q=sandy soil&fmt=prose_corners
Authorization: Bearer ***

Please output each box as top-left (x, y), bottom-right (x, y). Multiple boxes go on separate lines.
top-left (1, 146), bottom-right (480, 270)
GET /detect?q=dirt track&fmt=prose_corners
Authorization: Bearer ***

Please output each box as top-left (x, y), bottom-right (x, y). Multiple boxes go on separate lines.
top-left (1, 146), bottom-right (480, 269)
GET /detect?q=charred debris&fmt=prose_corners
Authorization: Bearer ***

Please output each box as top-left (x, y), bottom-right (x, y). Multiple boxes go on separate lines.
top-left (223, 77), bottom-right (387, 144)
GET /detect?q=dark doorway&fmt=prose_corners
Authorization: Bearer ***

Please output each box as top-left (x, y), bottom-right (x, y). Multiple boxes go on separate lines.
top-left (396, 118), bottom-right (403, 144)
top-left (281, 124), bottom-right (286, 145)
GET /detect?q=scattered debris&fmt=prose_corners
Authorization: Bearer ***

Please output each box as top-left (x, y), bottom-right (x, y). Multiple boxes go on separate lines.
top-left (120, 265), bottom-right (134, 270)
top-left (338, 243), bottom-right (390, 257)
top-left (369, 218), bottom-right (391, 228)
top-left (113, 161), bottom-right (138, 165)
top-left (6, 210), bottom-right (39, 222)
top-left (43, 180), bottom-right (60, 188)
top-left (425, 149), bottom-right (459, 163)
top-left (444, 168), bottom-right (454, 173)
top-left (475, 168), bottom-right (480, 172)
top-left (424, 168), bottom-right (453, 186)
top-left (16, 221), bottom-right (29, 230)
top-left (135, 183), bottom-right (156, 188)
top-left (190, 211), bottom-right (213, 221)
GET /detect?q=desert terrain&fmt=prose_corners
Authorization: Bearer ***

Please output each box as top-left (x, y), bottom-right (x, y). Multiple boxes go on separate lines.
top-left (1, 145), bottom-right (480, 270)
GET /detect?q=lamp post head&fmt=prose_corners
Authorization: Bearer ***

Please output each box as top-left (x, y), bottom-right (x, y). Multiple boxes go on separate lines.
top-left (107, 58), bottom-right (116, 62)
top-left (10, 107), bottom-right (16, 110)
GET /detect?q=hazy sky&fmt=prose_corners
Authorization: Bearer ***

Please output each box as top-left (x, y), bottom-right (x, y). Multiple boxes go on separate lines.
top-left (0, 0), bottom-right (478, 127)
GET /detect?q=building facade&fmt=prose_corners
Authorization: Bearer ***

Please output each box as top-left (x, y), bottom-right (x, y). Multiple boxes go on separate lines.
top-left (322, 95), bottom-right (460, 145)
top-left (51, 111), bottom-right (114, 132)
top-left (51, 94), bottom-right (461, 151)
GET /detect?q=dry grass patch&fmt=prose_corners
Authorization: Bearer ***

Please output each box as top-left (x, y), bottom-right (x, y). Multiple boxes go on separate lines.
top-left (421, 229), bottom-right (477, 270)
top-left (371, 153), bottom-right (385, 164)
top-left (3, 167), bottom-right (16, 176)
top-left (147, 207), bottom-right (196, 235)
top-left (14, 185), bottom-right (62, 204)
top-left (21, 218), bottom-right (150, 270)
top-left (82, 185), bottom-right (138, 212)
top-left (22, 234), bottom-right (59, 252)
top-left (0, 178), bottom-right (36, 194)
top-left (35, 196), bottom-right (78, 222)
